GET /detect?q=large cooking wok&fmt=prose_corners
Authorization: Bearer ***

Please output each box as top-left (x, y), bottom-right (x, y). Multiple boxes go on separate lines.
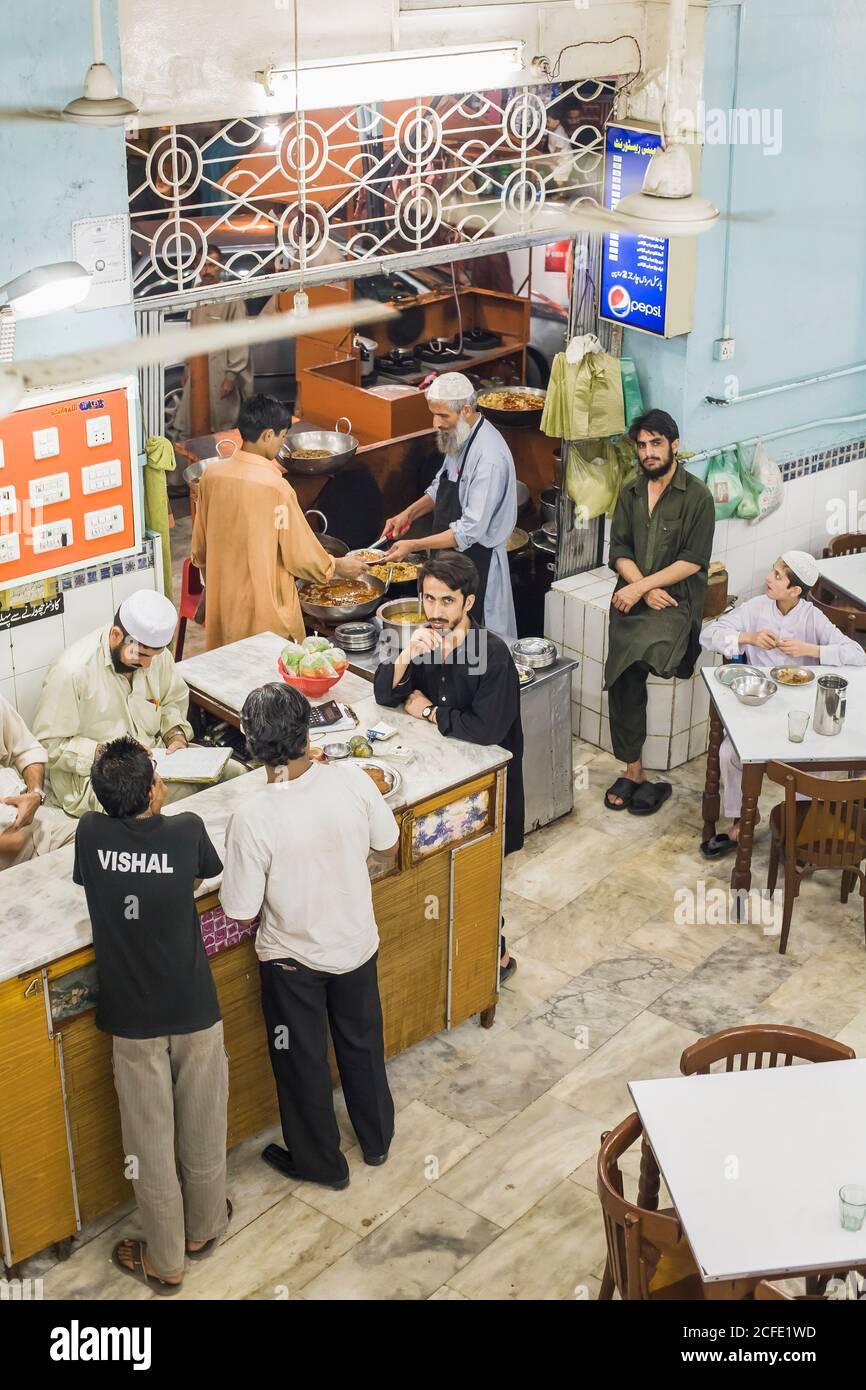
top-left (304, 509), bottom-right (348, 559)
top-left (476, 387), bottom-right (546, 430)
top-left (298, 573), bottom-right (386, 624)
top-left (278, 417), bottom-right (360, 477)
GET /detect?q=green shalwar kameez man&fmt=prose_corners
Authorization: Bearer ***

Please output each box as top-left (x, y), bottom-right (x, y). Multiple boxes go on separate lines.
top-left (603, 412), bottom-right (715, 815)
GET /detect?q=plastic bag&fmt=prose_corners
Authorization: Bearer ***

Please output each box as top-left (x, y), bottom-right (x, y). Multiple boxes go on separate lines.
top-left (734, 443), bottom-right (762, 521)
top-left (746, 439), bottom-right (783, 524)
top-left (619, 358), bottom-right (645, 427)
top-left (706, 448), bottom-right (744, 519)
top-left (565, 436), bottom-right (637, 520)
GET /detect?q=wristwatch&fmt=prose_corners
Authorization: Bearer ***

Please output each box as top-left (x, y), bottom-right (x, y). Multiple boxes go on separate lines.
top-left (30, 788), bottom-right (46, 805)
top-left (422, 705), bottom-right (435, 723)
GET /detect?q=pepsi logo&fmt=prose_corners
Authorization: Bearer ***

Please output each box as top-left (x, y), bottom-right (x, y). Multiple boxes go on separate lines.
top-left (607, 285), bottom-right (631, 318)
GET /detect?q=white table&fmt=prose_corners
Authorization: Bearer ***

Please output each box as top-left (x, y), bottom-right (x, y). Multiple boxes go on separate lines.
top-left (630, 1060), bottom-right (866, 1285)
top-left (816, 553), bottom-right (866, 609)
top-left (701, 665), bottom-right (866, 903)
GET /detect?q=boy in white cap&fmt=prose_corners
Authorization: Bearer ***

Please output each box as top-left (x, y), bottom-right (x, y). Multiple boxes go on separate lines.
top-left (699, 551), bottom-right (866, 857)
top-left (34, 590), bottom-right (205, 817)
top-left (382, 371), bottom-right (518, 639)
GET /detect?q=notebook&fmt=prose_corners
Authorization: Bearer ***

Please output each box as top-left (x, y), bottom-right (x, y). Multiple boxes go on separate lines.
top-left (153, 746), bottom-right (233, 784)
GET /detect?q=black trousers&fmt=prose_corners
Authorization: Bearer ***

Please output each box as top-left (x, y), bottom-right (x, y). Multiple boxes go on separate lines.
top-left (259, 951), bottom-right (394, 1184)
top-left (608, 660), bottom-right (652, 764)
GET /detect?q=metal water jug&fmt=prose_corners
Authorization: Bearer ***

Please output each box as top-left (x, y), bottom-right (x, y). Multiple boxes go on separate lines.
top-left (813, 675), bottom-right (847, 736)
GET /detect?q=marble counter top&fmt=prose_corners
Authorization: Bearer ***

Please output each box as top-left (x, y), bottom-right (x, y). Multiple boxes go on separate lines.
top-left (0, 638), bottom-right (509, 984)
top-left (176, 631), bottom-right (375, 714)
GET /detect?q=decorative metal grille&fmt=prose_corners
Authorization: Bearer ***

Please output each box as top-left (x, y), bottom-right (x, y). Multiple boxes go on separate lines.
top-left (126, 79), bottom-right (615, 306)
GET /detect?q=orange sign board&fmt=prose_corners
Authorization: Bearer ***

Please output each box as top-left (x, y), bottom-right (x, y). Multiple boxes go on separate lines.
top-left (0, 380), bottom-right (140, 588)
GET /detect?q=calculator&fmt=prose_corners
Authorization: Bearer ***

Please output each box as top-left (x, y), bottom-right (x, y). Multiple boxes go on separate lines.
top-left (309, 700), bottom-right (348, 728)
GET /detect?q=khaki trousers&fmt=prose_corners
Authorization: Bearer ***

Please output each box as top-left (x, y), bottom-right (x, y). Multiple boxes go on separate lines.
top-left (112, 1020), bottom-right (229, 1278)
top-left (0, 806), bottom-right (76, 870)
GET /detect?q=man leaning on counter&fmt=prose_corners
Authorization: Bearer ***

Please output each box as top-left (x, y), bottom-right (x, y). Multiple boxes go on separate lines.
top-left (0, 693), bottom-right (75, 868)
top-left (191, 394), bottom-right (367, 651)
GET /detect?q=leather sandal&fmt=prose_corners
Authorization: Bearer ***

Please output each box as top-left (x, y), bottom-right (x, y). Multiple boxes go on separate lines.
top-left (627, 781), bottom-right (672, 816)
top-left (112, 1239), bottom-right (182, 1295)
top-left (605, 777), bottom-right (641, 810)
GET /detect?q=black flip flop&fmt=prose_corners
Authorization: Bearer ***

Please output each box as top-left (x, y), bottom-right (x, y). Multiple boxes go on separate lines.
top-left (605, 777), bottom-right (641, 811)
top-left (112, 1239), bottom-right (182, 1296)
top-left (186, 1199), bottom-right (233, 1261)
top-left (700, 833), bottom-right (735, 859)
top-left (627, 781), bottom-right (672, 816)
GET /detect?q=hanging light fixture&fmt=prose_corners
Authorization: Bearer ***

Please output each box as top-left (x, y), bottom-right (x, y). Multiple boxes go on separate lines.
top-left (63, 0), bottom-right (139, 127)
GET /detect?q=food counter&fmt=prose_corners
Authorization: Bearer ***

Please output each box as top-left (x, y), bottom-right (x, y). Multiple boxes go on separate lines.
top-left (0, 634), bottom-right (510, 1271)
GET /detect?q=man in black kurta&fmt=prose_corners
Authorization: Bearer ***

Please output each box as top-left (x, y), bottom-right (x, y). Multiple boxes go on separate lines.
top-left (603, 410), bottom-right (715, 816)
top-left (373, 553), bottom-right (523, 980)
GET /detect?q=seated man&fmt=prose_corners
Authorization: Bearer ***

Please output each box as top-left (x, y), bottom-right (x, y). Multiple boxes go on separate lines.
top-left (373, 552), bottom-right (523, 981)
top-left (699, 551), bottom-right (866, 858)
top-left (603, 410), bottom-right (715, 816)
top-left (33, 589), bottom-right (205, 818)
top-left (191, 393), bottom-right (366, 651)
top-left (0, 693), bottom-right (75, 868)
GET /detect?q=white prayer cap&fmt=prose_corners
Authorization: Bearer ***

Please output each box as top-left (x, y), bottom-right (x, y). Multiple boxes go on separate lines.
top-left (118, 590), bottom-right (177, 649)
top-left (426, 372), bottom-right (475, 403)
top-left (781, 550), bottom-right (819, 588)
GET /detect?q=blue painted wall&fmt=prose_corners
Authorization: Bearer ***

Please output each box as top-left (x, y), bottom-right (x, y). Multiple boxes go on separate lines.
top-left (624, 0), bottom-right (866, 461)
top-left (0, 1), bottom-right (134, 359)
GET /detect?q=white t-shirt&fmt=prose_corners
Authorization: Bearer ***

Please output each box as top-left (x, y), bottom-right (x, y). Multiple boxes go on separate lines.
top-left (220, 762), bottom-right (399, 974)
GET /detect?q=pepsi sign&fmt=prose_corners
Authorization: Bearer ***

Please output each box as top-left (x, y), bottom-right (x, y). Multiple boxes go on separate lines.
top-left (599, 125), bottom-right (670, 337)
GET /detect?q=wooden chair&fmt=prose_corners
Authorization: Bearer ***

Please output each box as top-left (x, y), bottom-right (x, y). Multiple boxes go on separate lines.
top-left (174, 557), bottom-right (204, 661)
top-left (755, 1280), bottom-right (826, 1301)
top-left (680, 1023), bottom-right (855, 1075)
top-left (765, 760), bottom-right (866, 954)
top-left (812, 596), bottom-right (866, 642)
top-left (596, 1114), bottom-right (754, 1301)
top-left (816, 533), bottom-right (866, 609)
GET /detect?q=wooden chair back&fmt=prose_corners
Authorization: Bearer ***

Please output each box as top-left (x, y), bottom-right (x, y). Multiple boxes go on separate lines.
top-left (755, 1280), bottom-right (826, 1301)
top-left (766, 760), bottom-right (866, 874)
top-left (812, 596), bottom-right (864, 639)
top-left (597, 1113), bottom-right (684, 1300)
top-left (823, 533), bottom-right (866, 559)
top-left (680, 1023), bottom-right (855, 1075)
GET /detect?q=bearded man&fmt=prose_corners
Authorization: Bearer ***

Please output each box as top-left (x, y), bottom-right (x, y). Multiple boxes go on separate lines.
top-left (602, 409), bottom-right (715, 817)
top-left (381, 372), bottom-right (518, 639)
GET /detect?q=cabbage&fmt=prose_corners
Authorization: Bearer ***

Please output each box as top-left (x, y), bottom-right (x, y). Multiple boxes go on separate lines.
top-left (325, 646), bottom-right (347, 668)
top-left (281, 642), bottom-right (305, 670)
top-left (302, 635), bottom-right (331, 653)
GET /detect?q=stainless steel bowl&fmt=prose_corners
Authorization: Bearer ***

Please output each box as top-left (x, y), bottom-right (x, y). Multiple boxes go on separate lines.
top-left (730, 674), bottom-right (778, 706)
top-left (278, 417), bottom-right (359, 477)
top-left (297, 574), bottom-right (386, 624)
top-left (514, 660), bottom-right (535, 686)
top-left (512, 636), bottom-right (557, 669)
top-left (769, 665), bottom-right (816, 687)
top-left (377, 598), bottom-right (429, 638)
top-left (334, 621), bottom-right (379, 652)
top-left (323, 741), bottom-right (351, 760)
top-left (715, 663), bottom-right (763, 686)
top-left (540, 487), bottom-right (559, 527)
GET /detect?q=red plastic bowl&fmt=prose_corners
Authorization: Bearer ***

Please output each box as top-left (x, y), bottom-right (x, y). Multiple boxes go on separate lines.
top-left (277, 657), bottom-right (344, 698)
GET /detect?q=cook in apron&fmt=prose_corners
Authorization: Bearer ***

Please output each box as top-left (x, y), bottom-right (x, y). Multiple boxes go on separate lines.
top-left (432, 420), bottom-right (493, 623)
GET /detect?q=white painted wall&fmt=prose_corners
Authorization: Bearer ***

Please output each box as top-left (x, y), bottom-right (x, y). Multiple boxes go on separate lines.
top-left (118, 0), bottom-right (707, 130)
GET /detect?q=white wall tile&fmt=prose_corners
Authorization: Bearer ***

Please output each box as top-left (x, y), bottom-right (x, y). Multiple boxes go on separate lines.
top-left (688, 720), bottom-right (708, 761)
top-left (579, 706), bottom-right (600, 746)
top-left (62, 578), bottom-right (115, 647)
top-left (563, 597), bottom-right (585, 653)
top-left (0, 629), bottom-right (11, 682)
top-left (112, 566), bottom-right (157, 612)
top-left (672, 678), bottom-right (695, 735)
top-left (543, 589), bottom-right (565, 648)
top-left (590, 566), bottom-right (612, 582)
top-left (670, 729), bottom-right (691, 768)
top-left (581, 656), bottom-right (603, 713)
top-left (725, 543), bottom-right (755, 600)
top-left (581, 581), bottom-right (615, 603)
top-left (584, 604), bottom-right (606, 660)
top-left (554, 573), bottom-right (592, 594)
top-left (0, 675), bottom-right (15, 711)
top-left (783, 475), bottom-right (815, 530)
top-left (712, 518), bottom-right (729, 555)
top-left (646, 682), bottom-right (673, 736)
top-left (10, 614), bottom-right (65, 676)
top-left (14, 666), bottom-right (49, 728)
top-left (641, 734), bottom-right (670, 770)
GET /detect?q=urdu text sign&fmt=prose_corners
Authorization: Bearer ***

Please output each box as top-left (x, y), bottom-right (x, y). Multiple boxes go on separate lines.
top-left (599, 125), bottom-right (669, 337)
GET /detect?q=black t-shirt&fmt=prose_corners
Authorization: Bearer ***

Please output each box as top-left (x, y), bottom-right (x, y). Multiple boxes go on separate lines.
top-left (73, 811), bottom-right (223, 1039)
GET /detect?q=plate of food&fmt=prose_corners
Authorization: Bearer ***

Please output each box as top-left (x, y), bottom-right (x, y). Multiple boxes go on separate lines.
top-left (476, 386), bottom-right (546, 429)
top-left (769, 665), bottom-right (816, 686)
top-left (356, 758), bottom-right (403, 801)
top-left (297, 573), bottom-right (386, 622)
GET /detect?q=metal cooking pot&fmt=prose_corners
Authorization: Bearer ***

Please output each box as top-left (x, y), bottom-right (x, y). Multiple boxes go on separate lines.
top-left (540, 487), bottom-right (559, 527)
top-left (278, 417), bottom-right (359, 477)
top-left (182, 437), bottom-right (237, 490)
top-left (304, 509), bottom-right (349, 559)
top-left (298, 573), bottom-right (386, 624)
top-left (377, 598), bottom-right (429, 639)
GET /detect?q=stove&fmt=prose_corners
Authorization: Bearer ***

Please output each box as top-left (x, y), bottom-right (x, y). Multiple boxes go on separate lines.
top-left (374, 349), bottom-right (419, 377)
top-left (461, 327), bottom-right (503, 352)
top-left (415, 329), bottom-right (504, 364)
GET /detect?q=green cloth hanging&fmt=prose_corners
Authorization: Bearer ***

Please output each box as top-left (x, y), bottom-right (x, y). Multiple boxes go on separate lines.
top-left (144, 435), bottom-right (176, 599)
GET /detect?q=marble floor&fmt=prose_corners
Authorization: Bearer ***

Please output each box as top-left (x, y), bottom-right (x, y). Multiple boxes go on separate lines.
top-left (23, 519), bottom-right (866, 1300)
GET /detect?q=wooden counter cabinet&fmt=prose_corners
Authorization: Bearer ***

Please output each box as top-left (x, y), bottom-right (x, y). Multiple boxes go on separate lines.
top-left (0, 768), bottom-right (506, 1271)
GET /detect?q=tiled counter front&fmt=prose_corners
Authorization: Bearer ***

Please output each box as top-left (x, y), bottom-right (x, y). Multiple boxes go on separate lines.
top-left (544, 568), bottom-right (722, 770)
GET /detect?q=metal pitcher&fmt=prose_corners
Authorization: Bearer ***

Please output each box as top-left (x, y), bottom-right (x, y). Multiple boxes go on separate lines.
top-left (813, 674), bottom-right (848, 736)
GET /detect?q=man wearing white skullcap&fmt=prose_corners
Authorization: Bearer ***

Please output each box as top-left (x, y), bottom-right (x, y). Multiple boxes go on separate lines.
top-left (382, 371), bottom-right (518, 638)
top-left (33, 589), bottom-right (199, 817)
top-left (699, 551), bottom-right (866, 858)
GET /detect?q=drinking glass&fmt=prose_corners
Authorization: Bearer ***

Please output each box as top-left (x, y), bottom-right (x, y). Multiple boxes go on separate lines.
top-left (839, 1184), bottom-right (866, 1231)
top-left (788, 710), bottom-right (810, 743)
